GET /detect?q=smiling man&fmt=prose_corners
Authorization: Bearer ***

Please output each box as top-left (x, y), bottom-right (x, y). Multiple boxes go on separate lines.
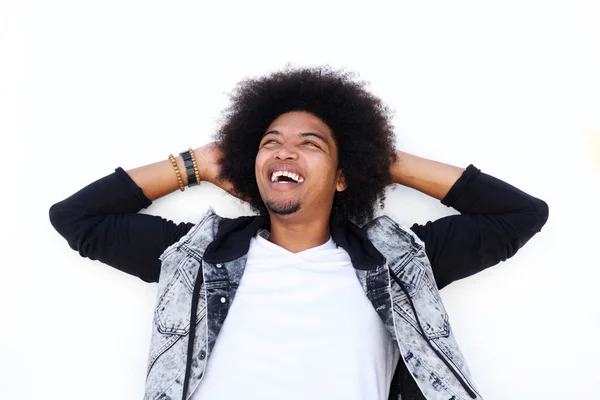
top-left (49, 66), bottom-right (549, 400)
top-left (256, 112), bottom-right (348, 250)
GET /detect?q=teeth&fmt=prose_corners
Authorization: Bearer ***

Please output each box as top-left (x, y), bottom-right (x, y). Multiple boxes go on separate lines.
top-left (270, 170), bottom-right (304, 183)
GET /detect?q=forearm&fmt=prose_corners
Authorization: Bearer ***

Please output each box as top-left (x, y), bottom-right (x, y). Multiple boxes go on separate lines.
top-left (128, 142), bottom-right (237, 201)
top-left (391, 150), bottom-right (465, 201)
top-left (126, 156), bottom-right (188, 202)
top-left (126, 150), bottom-right (199, 201)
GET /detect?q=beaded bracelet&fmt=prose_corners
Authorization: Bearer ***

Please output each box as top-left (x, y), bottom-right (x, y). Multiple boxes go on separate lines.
top-left (168, 154), bottom-right (185, 192)
top-left (188, 148), bottom-right (201, 187)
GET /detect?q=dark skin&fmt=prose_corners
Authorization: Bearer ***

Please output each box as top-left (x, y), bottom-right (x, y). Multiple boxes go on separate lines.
top-left (255, 111), bottom-right (347, 252)
top-left (128, 111), bottom-right (465, 253)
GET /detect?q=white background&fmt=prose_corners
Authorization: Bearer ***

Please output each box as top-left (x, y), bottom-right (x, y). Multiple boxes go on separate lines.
top-left (2, 1), bottom-right (599, 399)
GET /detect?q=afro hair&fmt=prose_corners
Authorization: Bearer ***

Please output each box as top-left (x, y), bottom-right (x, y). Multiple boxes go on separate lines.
top-left (215, 65), bottom-right (397, 226)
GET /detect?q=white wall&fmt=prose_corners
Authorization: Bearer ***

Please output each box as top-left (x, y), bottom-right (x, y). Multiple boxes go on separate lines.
top-left (2, 1), bottom-right (599, 398)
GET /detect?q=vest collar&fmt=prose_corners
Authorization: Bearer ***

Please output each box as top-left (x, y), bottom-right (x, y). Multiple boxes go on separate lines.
top-left (203, 214), bottom-right (385, 270)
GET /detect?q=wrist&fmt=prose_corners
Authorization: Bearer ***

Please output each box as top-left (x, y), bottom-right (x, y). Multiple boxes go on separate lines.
top-left (391, 150), bottom-right (411, 185)
top-left (194, 142), bottom-right (225, 186)
top-left (193, 148), bottom-right (206, 183)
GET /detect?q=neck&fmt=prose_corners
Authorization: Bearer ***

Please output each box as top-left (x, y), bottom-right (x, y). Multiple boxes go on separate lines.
top-left (267, 213), bottom-right (331, 253)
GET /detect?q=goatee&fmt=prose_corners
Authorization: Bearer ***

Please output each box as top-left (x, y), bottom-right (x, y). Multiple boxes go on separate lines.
top-left (265, 199), bottom-right (301, 215)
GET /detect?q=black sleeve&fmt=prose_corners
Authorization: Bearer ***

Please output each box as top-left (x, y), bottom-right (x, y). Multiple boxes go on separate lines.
top-left (409, 164), bottom-right (549, 290)
top-left (49, 167), bottom-right (195, 283)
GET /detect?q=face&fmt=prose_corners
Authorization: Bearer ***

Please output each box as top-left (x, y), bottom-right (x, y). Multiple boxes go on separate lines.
top-left (255, 111), bottom-right (346, 221)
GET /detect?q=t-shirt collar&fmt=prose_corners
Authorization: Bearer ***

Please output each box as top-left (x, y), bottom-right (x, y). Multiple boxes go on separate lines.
top-left (203, 214), bottom-right (385, 270)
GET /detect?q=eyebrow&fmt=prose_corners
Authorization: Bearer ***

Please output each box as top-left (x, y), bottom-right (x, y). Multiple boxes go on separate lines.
top-left (263, 130), bottom-right (330, 145)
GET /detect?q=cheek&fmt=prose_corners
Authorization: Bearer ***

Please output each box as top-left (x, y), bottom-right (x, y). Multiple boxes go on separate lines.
top-left (255, 152), bottom-right (268, 184)
top-left (254, 152), bottom-right (264, 173)
top-left (309, 162), bottom-right (339, 190)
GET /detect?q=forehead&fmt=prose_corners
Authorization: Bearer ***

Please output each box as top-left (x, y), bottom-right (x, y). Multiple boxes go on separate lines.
top-left (266, 111), bottom-right (333, 137)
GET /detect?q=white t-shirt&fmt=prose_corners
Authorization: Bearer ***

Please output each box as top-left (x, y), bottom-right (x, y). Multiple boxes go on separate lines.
top-left (191, 232), bottom-right (400, 400)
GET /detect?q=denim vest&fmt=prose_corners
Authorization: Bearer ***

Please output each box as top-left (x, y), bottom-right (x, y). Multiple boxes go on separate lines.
top-left (143, 209), bottom-right (482, 400)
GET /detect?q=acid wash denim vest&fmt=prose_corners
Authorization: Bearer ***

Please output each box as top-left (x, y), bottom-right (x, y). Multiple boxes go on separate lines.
top-left (143, 209), bottom-right (483, 400)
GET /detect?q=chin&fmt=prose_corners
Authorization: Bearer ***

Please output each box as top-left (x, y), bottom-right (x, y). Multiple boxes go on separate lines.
top-left (265, 199), bottom-right (301, 215)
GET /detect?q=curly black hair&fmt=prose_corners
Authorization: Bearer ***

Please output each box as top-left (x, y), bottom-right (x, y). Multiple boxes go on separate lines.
top-left (215, 65), bottom-right (397, 226)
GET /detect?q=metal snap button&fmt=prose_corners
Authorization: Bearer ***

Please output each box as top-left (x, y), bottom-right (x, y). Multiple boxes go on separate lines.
top-left (220, 297), bottom-right (226, 303)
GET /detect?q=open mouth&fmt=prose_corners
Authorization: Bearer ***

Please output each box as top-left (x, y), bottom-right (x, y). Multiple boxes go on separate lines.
top-left (270, 171), bottom-right (305, 184)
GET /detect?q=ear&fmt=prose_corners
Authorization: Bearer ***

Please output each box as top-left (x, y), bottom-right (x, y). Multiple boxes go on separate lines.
top-left (335, 169), bottom-right (347, 192)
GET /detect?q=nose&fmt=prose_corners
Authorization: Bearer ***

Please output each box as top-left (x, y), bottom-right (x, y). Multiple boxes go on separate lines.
top-left (274, 144), bottom-right (298, 160)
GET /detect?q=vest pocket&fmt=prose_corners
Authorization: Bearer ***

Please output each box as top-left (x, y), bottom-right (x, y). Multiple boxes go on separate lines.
top-left (155, 257), bottom-right (205, 335)
top-left (392, 257), bottom-right (450, 339)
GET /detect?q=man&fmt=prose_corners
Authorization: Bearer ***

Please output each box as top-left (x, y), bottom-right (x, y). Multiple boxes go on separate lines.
top-left (49, 66), bottom-right (549, 400)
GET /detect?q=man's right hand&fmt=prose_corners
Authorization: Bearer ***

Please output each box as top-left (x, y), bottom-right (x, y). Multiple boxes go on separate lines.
top-left (195, 142), bottom-right (246, 201)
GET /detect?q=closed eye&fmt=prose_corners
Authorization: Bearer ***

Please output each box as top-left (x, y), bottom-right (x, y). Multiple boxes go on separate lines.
top-left (303, 141), bottom-right (320, 148)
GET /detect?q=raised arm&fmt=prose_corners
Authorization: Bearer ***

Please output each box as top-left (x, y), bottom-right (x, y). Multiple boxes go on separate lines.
top-left (48, 143), bottom-right (232, 283)
top-left (392, 151), bottom-right (549, 289)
